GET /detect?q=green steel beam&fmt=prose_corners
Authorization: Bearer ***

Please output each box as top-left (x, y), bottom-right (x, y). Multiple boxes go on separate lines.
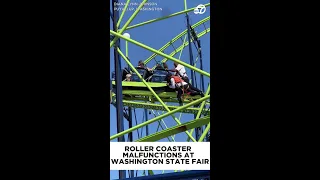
top-left (150, 110), bottom-right (175, 142)
top-left (122, 97), bottom-right (210, 105)
top-left (125, 41), bottom-right (129, 57)
top-left (122, 90), bottom-right (176, 98)
top-left (110, 0), bottom-right (148, 48)
top-left (121, 90), bottom-right (201, 99)
top-left (116, 0), bottom-right (131, 28)
top-left (184, 0), bottom-right (187, 10)
top-left (198, 122), bottom-right (210, 142)
top-left (112, 91), bottom-right (210, 104)
top-left (195, 85), bottom-right (211, 120)
top-left (152, 28), bottom-right (210, 69)
top-left (155, 110), bottom-right (178, 143)
top-left (110, 30), bottom-right (210, 77)
top-left (178, 35), bottom-right (187, 60)
top-left (122, 100), bottom-right (209, 114)
top-left (110, 95), bottom-right (210, 140)
top-left (187, 85), bottom-right (211, 142)
top-left (160, 29), bottom-right (210, 62)
top-left (117, 48), bottom-right (197, 142)
top-left (124, 3), bottom-right (210, 30)
top-left (112, 81), bottom-right (167, 87)
top-left (143, 17), bottom-right (210, 64)
top-left (136, 115), bottom-right (210, 142)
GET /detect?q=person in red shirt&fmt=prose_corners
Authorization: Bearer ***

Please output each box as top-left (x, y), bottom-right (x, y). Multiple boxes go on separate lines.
top-left (166, 74), bottom-right (203, 106)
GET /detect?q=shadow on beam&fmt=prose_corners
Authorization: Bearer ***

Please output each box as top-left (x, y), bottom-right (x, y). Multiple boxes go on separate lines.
top-left (116, 170), bottom-right (210, 180)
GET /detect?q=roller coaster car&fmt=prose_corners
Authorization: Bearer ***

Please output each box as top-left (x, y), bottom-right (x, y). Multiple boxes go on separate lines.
top-left (111, 68), bottom-right (130, 81)
top-left (111, 67), bottom-right (174, 92)
top-left (131, 67), bottom-right (152, 82)
top-left (150, 69), bottom-right (168, 83)
top-left (111, 67), bottom-right (207, 103)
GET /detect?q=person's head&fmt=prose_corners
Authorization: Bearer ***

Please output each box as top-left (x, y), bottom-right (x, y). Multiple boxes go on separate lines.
top-left (126, 74), bottom-right (132, 81)
top-left (165, 73), bottom-right (172, 82)
top-left (173, 62), bottom-right (178, 67)
top-left (138, 60), bottom-right (144, 67)
top-left (163, 62), bottom-right (168, 69)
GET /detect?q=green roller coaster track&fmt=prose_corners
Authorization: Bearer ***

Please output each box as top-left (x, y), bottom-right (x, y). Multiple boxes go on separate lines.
top-left (110, 0), bottom-right (210, 178)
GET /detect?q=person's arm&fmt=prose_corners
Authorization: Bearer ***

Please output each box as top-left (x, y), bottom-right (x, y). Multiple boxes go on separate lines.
top-left (169, 78), bottom-right (176, 89)
top-left (175, 67), bottom-right (183, 76)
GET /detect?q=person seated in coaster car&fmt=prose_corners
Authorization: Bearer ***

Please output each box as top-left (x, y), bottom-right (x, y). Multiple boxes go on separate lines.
top-left (149, 63), bottom-right (170, 83)
top-left (111, 67), bottom-right (130, 81)
top-left (124, 74), bottom-right (132, 81)
top-left (131, 60), bottom-right (153, 82)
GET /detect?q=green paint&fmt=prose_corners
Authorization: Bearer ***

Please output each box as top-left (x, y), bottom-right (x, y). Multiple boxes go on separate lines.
top-left (136, 116), bottom-right (210, 142)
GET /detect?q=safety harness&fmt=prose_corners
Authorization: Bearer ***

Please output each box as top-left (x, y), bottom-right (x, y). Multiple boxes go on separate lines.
top-left (171, 76), bottom-right (190, 100)
top-left (181, 85), bottom-right (191, 100)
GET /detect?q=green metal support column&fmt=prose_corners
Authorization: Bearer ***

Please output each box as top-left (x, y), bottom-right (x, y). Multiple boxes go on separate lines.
top-left (111, 0), bottom-right (126, 179)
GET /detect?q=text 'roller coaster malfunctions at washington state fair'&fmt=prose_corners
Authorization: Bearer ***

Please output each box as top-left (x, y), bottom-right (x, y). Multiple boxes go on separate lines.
top-left (125, 145), bottom-right (192, 152)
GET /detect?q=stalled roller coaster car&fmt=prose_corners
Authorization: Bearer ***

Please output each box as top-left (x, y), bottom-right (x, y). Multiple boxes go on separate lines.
top-left (111, 67), bottom-right (204, 104)
top-left (112, 66), bottom-right (168, 82)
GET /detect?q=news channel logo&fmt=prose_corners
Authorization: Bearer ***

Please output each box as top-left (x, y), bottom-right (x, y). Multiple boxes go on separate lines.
top-left (194, 4), bottom-right (206, 15)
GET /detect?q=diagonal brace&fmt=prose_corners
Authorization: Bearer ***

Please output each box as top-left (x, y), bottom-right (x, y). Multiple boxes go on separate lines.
top-left (110, 30), bottom-right (210, 77)
top-left (136, 115), bottom-right (210, 142)
top-left (110, 95), bottom-right (210, 140)
top-left (187, 85), bottom-right (211, 141)
top-left (110, 0), bottom-right (148, 48)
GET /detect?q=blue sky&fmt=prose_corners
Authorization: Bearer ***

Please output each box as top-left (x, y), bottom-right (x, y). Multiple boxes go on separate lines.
top-left (110, 0), bottom-right (210, 179)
